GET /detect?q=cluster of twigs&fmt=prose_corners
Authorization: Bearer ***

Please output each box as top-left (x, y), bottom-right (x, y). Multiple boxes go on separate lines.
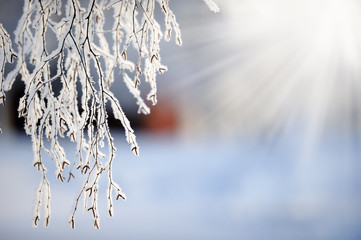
top-left (1, 0), bottom-right (182, 229)
top-left (0, 0), bottom-right (218, 229)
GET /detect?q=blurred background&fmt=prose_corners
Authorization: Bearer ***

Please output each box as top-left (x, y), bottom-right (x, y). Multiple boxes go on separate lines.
top-left (1, 0), bottom-right (361, 239)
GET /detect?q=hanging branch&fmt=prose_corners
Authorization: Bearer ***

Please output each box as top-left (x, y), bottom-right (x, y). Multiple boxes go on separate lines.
top-left (0, 0), bottom-right (219, 229)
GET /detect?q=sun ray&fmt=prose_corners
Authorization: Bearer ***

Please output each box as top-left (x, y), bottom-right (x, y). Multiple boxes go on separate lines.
top-left (171, 0), bottom-right (361, 152)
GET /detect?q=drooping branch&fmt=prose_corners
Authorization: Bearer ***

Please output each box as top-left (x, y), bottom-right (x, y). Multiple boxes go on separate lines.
top-left (0, 0), bottom-right (219, 229)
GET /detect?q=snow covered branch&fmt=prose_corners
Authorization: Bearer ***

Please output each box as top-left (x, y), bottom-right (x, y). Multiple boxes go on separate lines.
top-left (0, 0), bottom-right (219, 229)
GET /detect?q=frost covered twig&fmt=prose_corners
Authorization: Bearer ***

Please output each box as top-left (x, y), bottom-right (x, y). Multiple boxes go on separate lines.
top-left (0, 24), bottom-right (17, 133)
top-left (0, 0), bottom-right (218, 229)
top-left (203, 0), bottom-right (220, 13)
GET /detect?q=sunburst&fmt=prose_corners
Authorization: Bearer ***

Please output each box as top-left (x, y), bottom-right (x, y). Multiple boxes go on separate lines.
top-left (170, 0), bottom-right (361, 150)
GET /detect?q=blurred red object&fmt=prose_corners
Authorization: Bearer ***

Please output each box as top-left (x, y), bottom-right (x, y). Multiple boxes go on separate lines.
top-left (142, 101), bottom-right (179, 133)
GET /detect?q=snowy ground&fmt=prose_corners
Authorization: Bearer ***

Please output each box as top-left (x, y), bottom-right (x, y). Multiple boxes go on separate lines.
top-left (0, 130), bottom-right (360, 240)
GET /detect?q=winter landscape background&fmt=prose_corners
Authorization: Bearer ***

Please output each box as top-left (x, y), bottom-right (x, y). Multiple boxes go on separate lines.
top-left (1, 1), bottom-right (361, 239)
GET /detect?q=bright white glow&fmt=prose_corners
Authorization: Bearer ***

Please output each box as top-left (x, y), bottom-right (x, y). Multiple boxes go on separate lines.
top-left (178, 0), bottom-right (361, 147)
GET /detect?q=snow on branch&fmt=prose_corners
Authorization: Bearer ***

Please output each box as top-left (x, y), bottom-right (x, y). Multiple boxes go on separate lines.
top-left (0, 0), bottom-right (218, 229)
top-left (203, 0), bottom-right (220, 13)
top-left (0, 24), bottom-right (16, 110)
